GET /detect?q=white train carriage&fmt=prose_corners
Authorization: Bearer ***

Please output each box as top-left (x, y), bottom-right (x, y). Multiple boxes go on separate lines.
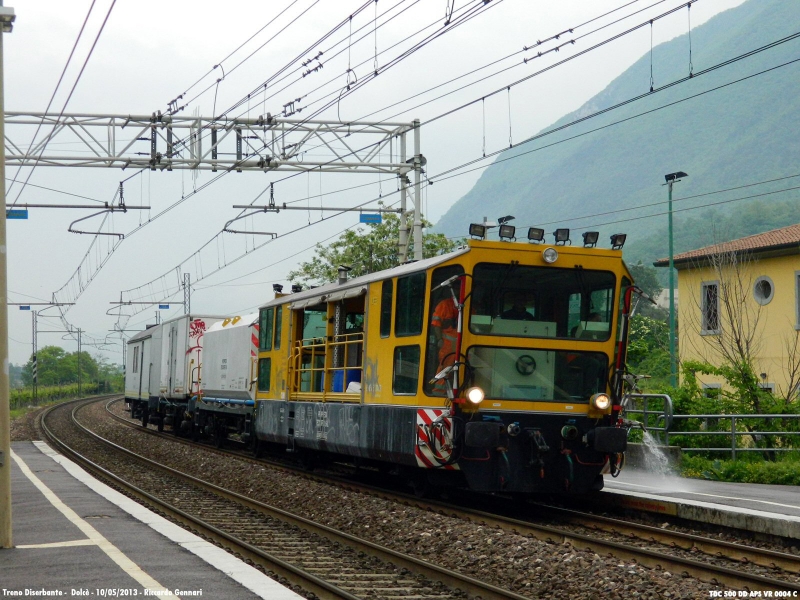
top-left (192, 314), bottom-right (259, 445)
top-left (125, 314), bottom-right (224, 432)
top-left (125, 324), bottom-right (163, 420)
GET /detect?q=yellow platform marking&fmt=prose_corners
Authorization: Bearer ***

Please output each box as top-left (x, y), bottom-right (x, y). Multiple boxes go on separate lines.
top-left (11, 449), bottom-right (177, 598)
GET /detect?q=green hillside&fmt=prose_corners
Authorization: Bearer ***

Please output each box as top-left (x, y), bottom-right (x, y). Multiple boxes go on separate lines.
top-left (435, 0), bottom-right (800, 268)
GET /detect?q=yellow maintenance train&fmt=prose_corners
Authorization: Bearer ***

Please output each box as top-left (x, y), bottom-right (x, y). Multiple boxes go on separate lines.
top-left (242, 227), bottom-right (635, 494)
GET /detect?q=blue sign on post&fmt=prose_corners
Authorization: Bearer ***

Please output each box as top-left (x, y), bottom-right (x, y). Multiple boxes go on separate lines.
top-left (158, 304), bottom-right (170, 309)
top-left (6, 209), bottom-right (28, 220)
top-left (19, 305), bottom-right (30, 310)
top-left (359, 213), bottom-right (382, 224)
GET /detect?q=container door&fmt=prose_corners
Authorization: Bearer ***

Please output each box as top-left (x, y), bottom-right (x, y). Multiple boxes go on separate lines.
top-left (169, 322), bottom-right (180, 395)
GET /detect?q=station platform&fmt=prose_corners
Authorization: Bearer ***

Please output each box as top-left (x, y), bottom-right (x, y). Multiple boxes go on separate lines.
top-left (601, 466), bottom-right (800, 541)
top-left (1, 441), bottom-right (303, 599)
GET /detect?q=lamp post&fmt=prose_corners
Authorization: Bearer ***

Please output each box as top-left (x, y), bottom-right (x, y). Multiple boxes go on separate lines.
top-left (664, 171), bottom-right (688, 388)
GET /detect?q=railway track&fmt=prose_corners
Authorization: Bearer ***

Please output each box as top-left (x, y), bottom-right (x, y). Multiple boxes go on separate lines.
top-left (99, 397), bottom-right (800, 594)
top-left (41, 397), bottom-right (531, 600)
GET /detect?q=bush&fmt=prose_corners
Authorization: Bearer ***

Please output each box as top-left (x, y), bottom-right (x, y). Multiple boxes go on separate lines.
top-left (10, 383), bottom-right (102, 410)
top-left (680, 455), bottom-right (800, 485)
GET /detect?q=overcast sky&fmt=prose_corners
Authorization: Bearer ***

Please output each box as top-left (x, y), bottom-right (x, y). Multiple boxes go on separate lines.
top-left (4, 0), bottom-right (746, 366)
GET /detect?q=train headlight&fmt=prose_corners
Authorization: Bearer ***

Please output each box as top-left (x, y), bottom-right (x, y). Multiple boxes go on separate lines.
top-left (465, 387), bottom-right (485, 405)
top-left (590, 393), bottom-right (611, 411)
top-left (542, 247), bottom-right (558, 264)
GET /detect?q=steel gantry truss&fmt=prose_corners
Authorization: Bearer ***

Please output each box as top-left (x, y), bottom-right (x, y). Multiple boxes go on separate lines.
top-left (5, 111), bottom-right (426, 261)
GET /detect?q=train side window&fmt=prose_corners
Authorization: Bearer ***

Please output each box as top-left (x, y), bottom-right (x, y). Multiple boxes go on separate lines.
top-left (132, 346), bottom-right (139, 374)
top-left (259, 307), bottom-right (274, 351)
top-left (274, 305), bottom-right (282, 350)
top-left (380, 279), bottom-right (393, 338)
top-left (395, 272), bottom-right (426, 336)
top-left (257, 357), bottom-right (271, 392)
top-left (393, 345), bottom-right (420, 394)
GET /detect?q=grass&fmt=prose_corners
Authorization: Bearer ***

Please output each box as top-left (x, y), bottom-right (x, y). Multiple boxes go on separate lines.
top-left (681, 454), bottom-right (800, 485)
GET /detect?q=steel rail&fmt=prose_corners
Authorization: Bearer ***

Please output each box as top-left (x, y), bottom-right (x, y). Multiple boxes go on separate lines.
top-left (47, 397), bottom-right (530, 600)
top-left (103, 399), bottom-right (800, 591)
top-left (534, 503), bottom-right (800, 574)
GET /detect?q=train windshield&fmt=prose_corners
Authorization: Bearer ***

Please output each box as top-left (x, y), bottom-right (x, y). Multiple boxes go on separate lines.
top-left (467, 346), bottom-right (608, 402)
top-left (469, 263), bottom-right (616, 341)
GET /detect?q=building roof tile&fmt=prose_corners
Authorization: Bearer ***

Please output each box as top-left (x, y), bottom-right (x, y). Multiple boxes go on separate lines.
top-left (654, 223), bottom-right (800, 267)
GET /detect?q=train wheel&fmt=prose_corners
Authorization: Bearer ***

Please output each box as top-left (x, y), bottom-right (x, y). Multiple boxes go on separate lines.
top-left (251, 437), bottom-right (261, 458)
top-left (299, 453), bottom-right (315, 472)
top-left (141, 410), bottom-right (148, 428)
top-left (214, 423), bottom-right (225, 448)
top-left (157, 415), bottom-right (164, 432)
top-left (410, 474), bottom-right (432, 498)
top-left (172, 416), bottom-right (181, 436)
top-left (191, 422), bottom-right (200, 442)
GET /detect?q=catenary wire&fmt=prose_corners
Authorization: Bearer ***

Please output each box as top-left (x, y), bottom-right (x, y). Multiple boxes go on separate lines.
top-left (10, 0), bottom-right (117, 209)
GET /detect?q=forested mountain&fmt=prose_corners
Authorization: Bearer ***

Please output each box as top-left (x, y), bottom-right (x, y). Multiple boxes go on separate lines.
top-left (435, 0), bottom-right (800, 269)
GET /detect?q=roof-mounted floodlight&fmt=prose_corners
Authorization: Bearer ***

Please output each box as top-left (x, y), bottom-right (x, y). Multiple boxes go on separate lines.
top-left (527, 227), bottom-right (545, 243)
top-left (273, 284), bottom-right (284, 293)
top-left (469, 223), bottom-right (487, 239)
top-left (498, 224), bottom-right (516, 241)
top-left (497, 215), bottom-right (515, 225)
top-left (664, 171), bottom-right (688, 183)
top-left (553, 228), bottom-right (570, 245)
top-left (291, 284), bottom-right (302, 293)
top-left (582, 231), bottom-right (599, 248)
top-left (610, 233), bottom-right (627, 250)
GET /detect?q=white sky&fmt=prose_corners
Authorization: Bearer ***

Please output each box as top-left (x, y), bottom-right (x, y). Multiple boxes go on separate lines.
top-left (4, 0), bottom-right (746, 366)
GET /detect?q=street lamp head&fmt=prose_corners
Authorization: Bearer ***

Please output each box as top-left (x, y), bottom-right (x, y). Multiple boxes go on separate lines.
top-left (664, 171), bottom-right (688, 183)
top-left (0, 7), bottom-right (15, 33)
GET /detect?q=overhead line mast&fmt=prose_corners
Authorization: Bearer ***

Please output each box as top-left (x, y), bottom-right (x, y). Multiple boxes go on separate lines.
top-left (6, 112), bottom-right (425, 263)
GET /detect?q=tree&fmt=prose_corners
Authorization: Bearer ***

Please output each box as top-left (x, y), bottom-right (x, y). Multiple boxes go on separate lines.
top-left (673, 247), bottom-right (795, 459)
top-left (628, 262), bottom-right (667, 320)
top-left (681, 247), bottom-right (770, 414)
top-left (287, 211), bottom-right (459, 286)
top-left (21, 345), bottom-right (100, 387)
top-left (626, 314), bottom-right (670, 387)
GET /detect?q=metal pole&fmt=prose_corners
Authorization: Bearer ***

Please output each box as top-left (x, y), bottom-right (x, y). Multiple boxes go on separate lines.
top-left (398, 132), bottom-right (408, 264)
top-left (32, 310), bottom-right (37, 403)
top-left (77, 328), bottom-right (81, 397)
top-left (183, 272), bottom-right (190, 315)
top-left (0, 5), bottom-right (14, 549)
top-left (668, 179), bottom-right (677, 388)
top-left (413, 119), bottom-right (423, 262)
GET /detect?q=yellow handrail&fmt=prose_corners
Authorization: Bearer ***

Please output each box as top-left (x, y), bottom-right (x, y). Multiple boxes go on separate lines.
top-left (288, 332), bottom-right (364, 401)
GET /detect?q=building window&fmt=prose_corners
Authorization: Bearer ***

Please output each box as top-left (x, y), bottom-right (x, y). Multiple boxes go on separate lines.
top-left (753, 276), bottom-right (774, 306)
top-left (758, 382), bottom-right (775, 394)
top-left (701, 383), bottom-right (721, 399)
top-left (701, 281), bottom-right (720, 334)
